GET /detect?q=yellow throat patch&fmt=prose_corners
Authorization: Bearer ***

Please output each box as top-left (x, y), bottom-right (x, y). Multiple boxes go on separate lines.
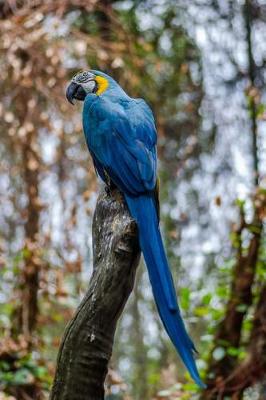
top-left (95, 76), bottom-right (109, 95)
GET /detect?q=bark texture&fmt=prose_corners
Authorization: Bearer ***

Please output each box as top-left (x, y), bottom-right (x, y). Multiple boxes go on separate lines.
top-left (50, 189), bottom-right (140, 400)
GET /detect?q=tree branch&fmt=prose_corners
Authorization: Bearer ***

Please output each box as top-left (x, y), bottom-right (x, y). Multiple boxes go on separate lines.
top-left (201, 213), bottom-right (262, 400)
top-left (205, 285), bottom-right (266, 399)
top-left (50, 189), bottom-right (140, 400)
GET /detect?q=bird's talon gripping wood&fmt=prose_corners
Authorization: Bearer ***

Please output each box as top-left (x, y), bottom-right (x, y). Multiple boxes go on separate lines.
top-left (105, 185), bottom-right (112, 196)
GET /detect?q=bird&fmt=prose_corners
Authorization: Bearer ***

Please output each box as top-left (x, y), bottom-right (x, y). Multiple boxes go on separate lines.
top-left (66, 70), bottom-right (205, 388)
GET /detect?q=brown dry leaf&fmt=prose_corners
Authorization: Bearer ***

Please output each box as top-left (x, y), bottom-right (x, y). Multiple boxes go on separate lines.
top-left (83, 190), bottom-right (91, 201)
top-left (169, 230), bottom-right (178, 240)
top-left (215, 196), bottom-right (222, 206)
top-left (27, 157), bottom-right (39, 171)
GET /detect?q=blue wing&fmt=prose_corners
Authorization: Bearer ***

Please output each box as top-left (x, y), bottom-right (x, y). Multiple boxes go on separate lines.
top-left (84, 98), bottom-right (157, 196)
top-left (82, 94), bottom-right (205, 387)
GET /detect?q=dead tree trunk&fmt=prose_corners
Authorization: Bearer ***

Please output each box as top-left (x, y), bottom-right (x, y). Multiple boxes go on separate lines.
top-left (50, 189), bottom-right (140, 400)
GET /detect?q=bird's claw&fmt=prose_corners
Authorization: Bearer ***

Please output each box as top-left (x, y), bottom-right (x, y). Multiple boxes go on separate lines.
top-left (105, 185), bottom-right (112, 196)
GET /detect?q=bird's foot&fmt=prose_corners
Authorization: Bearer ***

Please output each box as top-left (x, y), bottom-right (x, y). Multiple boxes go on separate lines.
top-left (105, 185), bottom-right (112, 196)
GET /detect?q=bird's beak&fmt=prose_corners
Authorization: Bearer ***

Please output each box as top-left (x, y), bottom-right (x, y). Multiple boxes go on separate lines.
top-left (66, 82), bottom-right (86, 105)
top-left (66, 82), bottom-right (79, 105)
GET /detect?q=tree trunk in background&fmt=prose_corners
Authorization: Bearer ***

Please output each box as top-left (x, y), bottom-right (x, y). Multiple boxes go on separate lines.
top-left (50, 189), bottom-right (140, 400)
top-left (20, 128), bottom-right (41, 338)
top-left (201, 217), bottom-right (262, 399)
top-left (201, 285), bottom-right (266, 399)
top-left (97, 0), bottom-right (113, 42)
top-left (4, 89), bottom-right (43, 398)
top-left (7, 85), bottom-right (42, 342)
top-left (130, 267), bottom-right (149, 400)
top-left (201, 1), bottom-right (264, 398)
top-left (244, 0), bottom-right (260, 188)
top-left (221, 285), bottom-right (266, 398)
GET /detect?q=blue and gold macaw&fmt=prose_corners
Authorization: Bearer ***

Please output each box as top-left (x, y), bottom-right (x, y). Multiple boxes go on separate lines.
top-left (66, 70), bottom-right (204, 387)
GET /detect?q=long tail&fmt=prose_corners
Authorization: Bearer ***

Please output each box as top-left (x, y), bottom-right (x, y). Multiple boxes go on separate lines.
top-left (125, 193), bottom-right (205, 388)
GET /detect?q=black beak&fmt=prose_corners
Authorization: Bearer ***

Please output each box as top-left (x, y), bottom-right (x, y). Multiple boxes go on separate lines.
top-left (66, 82), bottom-right (86, 105)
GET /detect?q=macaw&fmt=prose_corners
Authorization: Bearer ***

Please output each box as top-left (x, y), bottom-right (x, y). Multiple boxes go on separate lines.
top-left (66, 70), bottom-right (204, 387)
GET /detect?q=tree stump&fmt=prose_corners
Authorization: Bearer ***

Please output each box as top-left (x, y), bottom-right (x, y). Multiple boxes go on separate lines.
top-left (50, 189), bottom-right (140, 400)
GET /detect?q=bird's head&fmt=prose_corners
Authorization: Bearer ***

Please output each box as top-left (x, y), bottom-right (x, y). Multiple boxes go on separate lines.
top-left (66, 70), bottom-right (110, 105)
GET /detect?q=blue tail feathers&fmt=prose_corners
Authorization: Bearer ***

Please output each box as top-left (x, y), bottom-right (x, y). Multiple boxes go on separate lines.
top-left (125, 194), bottom-right (205, 388)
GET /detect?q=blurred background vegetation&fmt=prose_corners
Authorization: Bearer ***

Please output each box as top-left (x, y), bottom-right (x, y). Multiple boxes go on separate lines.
top-left (0, 0), bottom-right (265, 399)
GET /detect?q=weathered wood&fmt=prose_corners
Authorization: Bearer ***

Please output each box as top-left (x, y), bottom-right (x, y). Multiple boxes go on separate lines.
top-left (50, 189), bottom-right (140, 400)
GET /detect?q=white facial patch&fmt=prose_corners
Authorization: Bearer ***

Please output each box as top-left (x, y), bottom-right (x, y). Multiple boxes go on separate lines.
top-left (82, 80), bottom-right (97, 94)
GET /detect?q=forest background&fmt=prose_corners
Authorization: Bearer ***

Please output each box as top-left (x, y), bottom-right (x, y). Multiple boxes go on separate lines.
top-left (0, 1), bottom-right (265, 399)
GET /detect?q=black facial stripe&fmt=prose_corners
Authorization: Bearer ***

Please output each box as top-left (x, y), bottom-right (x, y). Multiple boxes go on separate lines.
top-left (92, 81), bottom-right (98, 94)
top-left (75, 85), bottom-right (87, 100)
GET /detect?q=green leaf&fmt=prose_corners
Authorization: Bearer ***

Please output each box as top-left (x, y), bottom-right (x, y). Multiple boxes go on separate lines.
top-left (216, 286), bottom-right (228, 298)
top-left (180, 287), bottom-right (190, 311)
top-left (182, 382), bottom-right (198, 391)
top-left (202, 293), bottom-right (212, 305)
top-left (13, 368), bottom-right (34, 385)
top-left (235, 198), bottom-right (245, 209)
top-left (194, 306), bottom-right (208, 317)
top-left (256, 103), bottom-right (266, 118)
top-left (236, 304), bottom-right (247, 313)
top-left (34, 366), bottom-right (47, 379)
top-left (227, 347), bottom-right (240, 357)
